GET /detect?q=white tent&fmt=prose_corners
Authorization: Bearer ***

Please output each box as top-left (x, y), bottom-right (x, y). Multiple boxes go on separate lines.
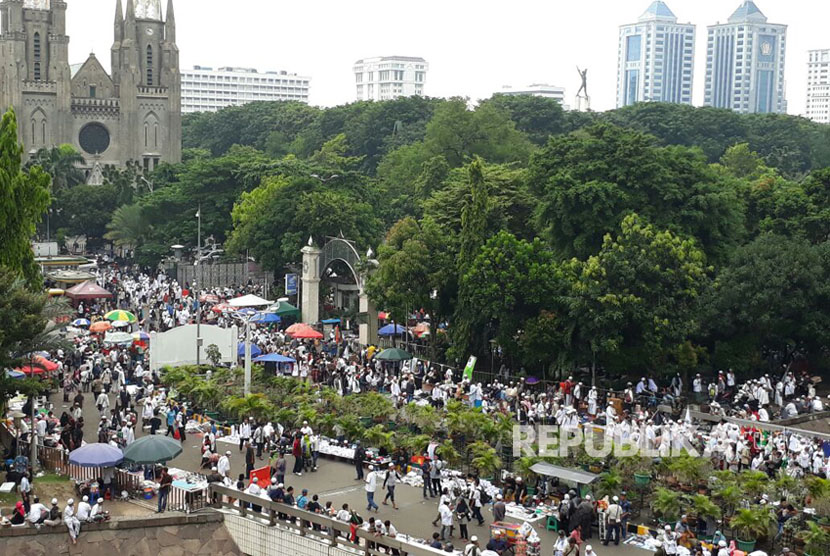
top-left (228, 294), bottom-right (272, 308)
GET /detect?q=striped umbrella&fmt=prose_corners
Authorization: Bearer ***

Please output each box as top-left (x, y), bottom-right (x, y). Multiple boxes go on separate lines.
top-left (72, 318), bottom-right (91, 327)
top-left (133, 331), bottom-right (151, 342)
top-left (104, 310), bottom-right (137, 323)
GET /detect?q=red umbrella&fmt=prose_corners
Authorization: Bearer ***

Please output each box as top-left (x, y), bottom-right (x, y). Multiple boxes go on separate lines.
top-left (212, 303), bottom-right (236, 314)
top-left (200, 294), bottom-right (219, 304)
top-left (292, 327), bottom-right (323, 340)
top-left (17, 356), bottom-right (58, 375)
top-left (285, 323), bottom-right (306, 335)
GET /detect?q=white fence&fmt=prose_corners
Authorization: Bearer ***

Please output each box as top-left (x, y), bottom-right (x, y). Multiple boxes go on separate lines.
top-left (149, 324), bottom-right (238, 371)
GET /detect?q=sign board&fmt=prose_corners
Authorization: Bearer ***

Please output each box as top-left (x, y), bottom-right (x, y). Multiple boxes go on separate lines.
top-left (285, 273), bottom-right (298, 296)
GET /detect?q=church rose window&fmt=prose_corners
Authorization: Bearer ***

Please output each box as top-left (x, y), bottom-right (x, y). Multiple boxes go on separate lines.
top-left (79, 122), bottom-right (111, 154)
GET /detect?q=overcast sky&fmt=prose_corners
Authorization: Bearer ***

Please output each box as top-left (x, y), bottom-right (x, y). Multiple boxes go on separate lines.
top-left (61, 0), bottom-right (829, 115)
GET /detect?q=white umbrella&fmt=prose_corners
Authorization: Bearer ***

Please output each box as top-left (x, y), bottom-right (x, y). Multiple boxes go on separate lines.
top-left (228, 294), bottom-right (272, 308)
top-left (104, 331), bottom-right (133, 345)
top-left (111, 320), bottom-right (130, 328)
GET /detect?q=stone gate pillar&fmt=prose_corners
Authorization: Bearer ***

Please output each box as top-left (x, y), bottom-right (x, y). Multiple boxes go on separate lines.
top-left (359, 289), bottom-right (378, 346)
top-left (301, 243), bottom-right (321, 324)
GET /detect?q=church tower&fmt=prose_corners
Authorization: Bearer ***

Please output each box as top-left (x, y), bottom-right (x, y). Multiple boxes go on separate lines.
top-left (112, 0), bottom-right (181, 168)
top-left (0, 0), bottom-right (72, 154)
top-left (0, 0), bottom-right (180, 169)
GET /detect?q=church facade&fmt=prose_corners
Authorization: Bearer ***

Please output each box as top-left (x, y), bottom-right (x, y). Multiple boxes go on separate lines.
top-left (0, 0), bottom-right (181, 172)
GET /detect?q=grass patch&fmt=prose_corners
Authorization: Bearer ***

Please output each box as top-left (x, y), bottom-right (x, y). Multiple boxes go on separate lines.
top-left (34, 472), bottom-right (68, 484)
top-left (0, 492), bottom-right (17, 504)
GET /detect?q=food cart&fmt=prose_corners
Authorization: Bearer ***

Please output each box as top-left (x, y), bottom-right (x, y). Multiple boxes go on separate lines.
top-left (490, 521), bottom-right (542, 556)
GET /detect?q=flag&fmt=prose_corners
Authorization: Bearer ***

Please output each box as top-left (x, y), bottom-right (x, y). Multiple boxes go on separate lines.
top-left (463, 356), bottom-right (477, 381)
top-left (195, 210), bottom-right (201, 218)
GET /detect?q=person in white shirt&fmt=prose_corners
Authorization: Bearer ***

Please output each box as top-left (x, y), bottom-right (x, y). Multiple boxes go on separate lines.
top-left (28, 497), bottom-right (49, 526)
top-left (335, 503), bottom-right (352, 522)
top-left (365, 465), bottom-right (379, 512)
top-left (585, 545), bottom-right (598, 556)
top-left (64, 499), bottom-right (80, 545)
top-left (76, 496), bottom-right (92, 522)
top-left (90, 499), bottom-right (106, 522)
top-left (438, 501), bottom-right (453, 541)
top-left (662, 525), bottom-right (678, 555)
top-left (218, 451), bottom-right (231, 478)
top-left (464, 536), bottom-right (482, 556)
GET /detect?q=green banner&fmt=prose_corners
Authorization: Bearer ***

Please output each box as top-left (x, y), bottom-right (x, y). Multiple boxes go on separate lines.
top-left (463, 356), bottom-right (477, 381)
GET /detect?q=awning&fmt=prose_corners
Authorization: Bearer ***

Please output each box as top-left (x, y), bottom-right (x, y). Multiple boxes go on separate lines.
top-left (65, 281), bottom-right (113, 301)
top-left (529, 462), bottom-right (599, 485)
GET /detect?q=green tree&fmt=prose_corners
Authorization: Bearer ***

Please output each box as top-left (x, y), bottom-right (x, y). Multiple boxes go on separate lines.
top-left (482, 93), bottom-right (567, 145)
top-left (0, 108), bottom-right (51, 287)
top-left (569, 214), bottom-right (710, 374)
top-left (455, 231), bottom-right (567, 369)
top-left (26, 144), bottom-right (85, 191)
top-left (704, 234), bottom-right (830, 372)
top-left (105, 204), bottom-right (151, 250)
top-left (529, 123), bottom-right (744, 264)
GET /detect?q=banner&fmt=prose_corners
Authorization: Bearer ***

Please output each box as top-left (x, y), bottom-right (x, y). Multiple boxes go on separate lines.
top-left (463, 356), bottom-right (477, 381)
top-left (249, 465), bottom-right (270, 486)
top-left (285, 274), bottom-right (298, 296)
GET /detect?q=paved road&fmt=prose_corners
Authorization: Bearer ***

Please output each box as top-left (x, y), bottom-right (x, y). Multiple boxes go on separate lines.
top-left (49, 390), bottom-right (646, 556)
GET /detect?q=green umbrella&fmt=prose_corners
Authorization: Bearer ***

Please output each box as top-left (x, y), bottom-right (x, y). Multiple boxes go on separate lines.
top-left (374, 348), bottom-right (413, 362)
top-left (122, 435), bottom-right (182, 464)
top-left (271, 301), bottom-right (301, 318)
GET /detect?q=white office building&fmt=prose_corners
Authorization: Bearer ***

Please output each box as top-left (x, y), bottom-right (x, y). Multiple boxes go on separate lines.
top-left (616, 1), bottom-right (695, 107)
top-left (181, 66), bottom-right (311, 113)
top-left (806, 50), bottom-right (830, 124)
top-left (704, 1), bottom-right (787, 114)
top-left (498, 84), bottom-right (566, 103)
top-left (353, 56), bottom-right (427, 101)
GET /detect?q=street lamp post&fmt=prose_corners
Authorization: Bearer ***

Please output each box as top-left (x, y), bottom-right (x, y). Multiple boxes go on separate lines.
top-left (195, 205), bottom-right (201, 366)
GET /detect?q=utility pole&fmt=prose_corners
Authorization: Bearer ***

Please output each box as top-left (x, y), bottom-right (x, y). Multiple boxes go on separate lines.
top-left (196, 205), bottom-right (201, 366)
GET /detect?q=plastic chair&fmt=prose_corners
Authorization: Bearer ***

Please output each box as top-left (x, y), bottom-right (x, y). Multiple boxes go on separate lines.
top-left (546, 515), bottom-right (559, 532)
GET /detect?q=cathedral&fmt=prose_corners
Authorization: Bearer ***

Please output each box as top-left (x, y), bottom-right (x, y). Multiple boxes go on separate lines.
top-left (0, 0), bottom-right (181, 173)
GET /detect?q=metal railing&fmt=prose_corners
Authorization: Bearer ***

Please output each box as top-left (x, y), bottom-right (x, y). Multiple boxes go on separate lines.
top-left (209, 484), bottom-right (446, 556)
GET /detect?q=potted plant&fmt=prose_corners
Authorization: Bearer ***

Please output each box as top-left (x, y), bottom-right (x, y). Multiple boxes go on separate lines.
top-left (652, 487), bottom-right (684, 524)
top-left (470, 441), bottom-right (502, 481)
top-left (738, 470), bottom-right (769, 500)
top-left (597, 470), bottom-right (624, 499)
top-left (730, 507), bottom-right (774, 552)
top-left (798, 521), bottom-right (830, 556)
top-left (690, 494), bottom-right (721, 537)
top-left (436, 440), bottom-right (462, 469)
top-left (713, 485), bottom-right (742, 518)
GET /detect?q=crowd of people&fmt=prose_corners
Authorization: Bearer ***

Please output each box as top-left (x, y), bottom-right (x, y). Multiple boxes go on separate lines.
top-left (2, 261), bottom-right (828, 553)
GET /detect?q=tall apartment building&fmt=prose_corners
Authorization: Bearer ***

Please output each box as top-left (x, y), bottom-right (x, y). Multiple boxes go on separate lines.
top-left (353, 56), bottom-right (427, 101)
top-left (180, 66), bottom-right (310, 113)
top-left (806, 50), bottom-right (830, 124)
top-left (616, 1), bottom-right (695, 107)
top-left (704, 1), bottom-right (787, 114)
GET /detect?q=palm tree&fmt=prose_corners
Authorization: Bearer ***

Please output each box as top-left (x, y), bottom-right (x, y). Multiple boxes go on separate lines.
top-left (436, 439), bottom-right (461, 469)
top-left (713, 485), bottom-right (742, 517)
top-left (730, 507), bottom-right (774, 543)
top-left (222, 394), bottom-right (275, 422)
top-left (27, 144), bottom-right (85, 191)
top-left (105, 203), bottom-right (150, 250)
top-left (470, 441), bottom-right (502, 480)
top-left (652, 487), bottom-right (684, 523)
top-left (738, 470), bottom-right (769, 499)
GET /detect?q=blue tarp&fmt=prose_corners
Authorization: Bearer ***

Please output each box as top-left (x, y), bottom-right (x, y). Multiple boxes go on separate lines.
top-left (237, 343), bottom-right (262, 357)
top-left (251, 312), bottom-right (281, 323)
top-left (321, 318), bottom-right (341, 325)
top-left (378, 324), bottom-right (408, 336)
top-left (253, 353), bottom-right (296, 364)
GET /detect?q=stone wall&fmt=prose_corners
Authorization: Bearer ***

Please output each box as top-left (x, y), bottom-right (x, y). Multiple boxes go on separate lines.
top-left (0, 512), bottom-right (240, 556)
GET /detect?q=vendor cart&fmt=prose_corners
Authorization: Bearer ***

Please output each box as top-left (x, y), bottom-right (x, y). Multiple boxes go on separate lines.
top-left (490, 521), bottom-right (542, 556)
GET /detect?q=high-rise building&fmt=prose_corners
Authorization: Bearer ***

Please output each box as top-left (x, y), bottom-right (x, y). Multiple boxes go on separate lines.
top-left (704, 1), bottom-right (787, 114)
top-left (353, 56), bottom-right (427, 101)
top-left (806, 49), bottom-right (830, 124)
top-left (616, 1), bottom-right (695, 108)
top-left (181, 66), bottom-right (310, 113)
top-left (0, 0), bottom-right (181, 172)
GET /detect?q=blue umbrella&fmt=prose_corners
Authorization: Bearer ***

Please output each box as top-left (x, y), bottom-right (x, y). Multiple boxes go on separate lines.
top-left (72, 318), bottom-right (91, 327)
top-left (238, 343), bottom-right (262, 358)
top-left (253, 353), bottom-right (296, 364)
top-left (68, 443), bottom-right (124, 468)
top-left (321, 318), bottom-right (341, 325)
top-left (5, 370), bottom-right (25, 379)
top-left (378, 323), bottom-right (408, 337)
top-left (251, 312), bottom-right (281, 324)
